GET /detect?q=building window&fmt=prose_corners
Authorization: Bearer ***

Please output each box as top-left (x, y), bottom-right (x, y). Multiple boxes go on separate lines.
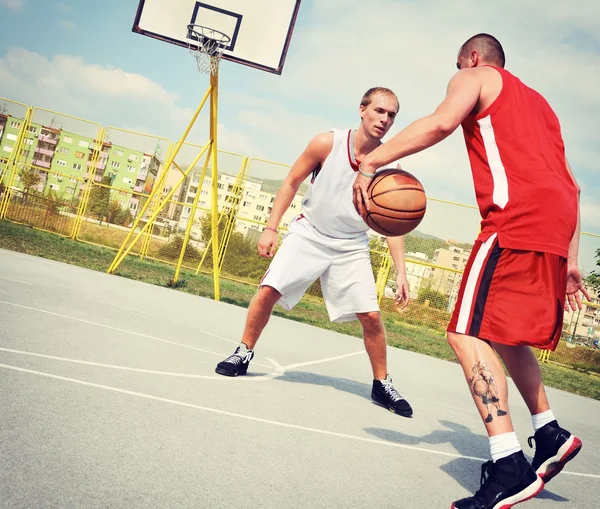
top-left (127, 165), bottom-right (136, 172)
top-left (256, 205), bottom-right (265, 211)
top-left (2, 146), bottom-right (13, 153)
top-left (58, 147), bottom-right (69, 154)
top-left (10, 121), bottom-right (21, 129)
top-left (55, 160), bottom-right (67, 167)
top-left (114, 149), bottom-right (124, 157)
top-left (129, 154), bottom-right (138, 161)
top-left (111, 161), bottom-right (121, 168)
top-left (453, 256), bottom-right (460, 261)
top-left (6, 133), bottom-right (17, 141)
top-left (75, 151), bottom-right (85, 159)
top-left (123, 177), bottom-right (132, 185)
top-left (72, 163), bottom-right (82, 171)
top-left (24, 139), bottom-right (33, 146)
top-left (63, 136), bottom-right (73, 143)
top-left (27, 125), bottom-right (37, 134)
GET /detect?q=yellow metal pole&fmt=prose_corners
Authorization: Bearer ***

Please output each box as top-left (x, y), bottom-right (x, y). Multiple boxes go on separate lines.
top-left (71, 127), bottom-right (105, 239)
top-left (217, 157), bottom-right (249, 270)
top-left (209, 64), bottom-right (220, 301)
top-left (108, 141), bottom-right (211, 273)
top-left (376, 248), bottom-right (393, 305)
top-left (108, 86), bottom-right (212, 273)
top-left (0, 107), bottom-right (33, 219)
top-left (173, 143), bottom-right (212, 282)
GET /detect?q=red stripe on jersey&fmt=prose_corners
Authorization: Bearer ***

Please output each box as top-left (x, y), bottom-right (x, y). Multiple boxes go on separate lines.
top-left (346, 130), bottom-right (359, 171)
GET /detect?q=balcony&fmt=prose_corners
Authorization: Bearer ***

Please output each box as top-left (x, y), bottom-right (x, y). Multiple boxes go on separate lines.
top-left (38, 135), bottom-right (58, 145)
top-left (86, 160), bottom-right (106, 170)
top-left (93, 175), bottom-right (103, 183)
top-left (133, 185), bottom-right (144, 193)
top-left (34, 146), bottom-right (55, 157)
top-left (33, 159), bottom-right (51, 169)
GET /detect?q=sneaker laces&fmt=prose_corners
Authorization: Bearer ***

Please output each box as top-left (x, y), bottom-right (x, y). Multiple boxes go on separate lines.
top-left (223, 347), bottom-right (252, 365)
top-left (473, 460), bottom-right (507, 504)
top-left (380, 378), bottom-right (404, 402)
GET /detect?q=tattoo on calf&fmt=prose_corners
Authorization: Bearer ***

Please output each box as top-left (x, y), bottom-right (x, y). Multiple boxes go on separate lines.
top-left (468, 361), bottom-right (508, 423)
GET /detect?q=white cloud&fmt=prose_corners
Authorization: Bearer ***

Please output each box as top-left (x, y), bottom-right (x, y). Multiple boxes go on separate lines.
top-left (0, 47), bottom-right (262, 162)
top-left (60, 20), bottom-right (76, 31)
top-left (1, 0), bottom-right (24, 12)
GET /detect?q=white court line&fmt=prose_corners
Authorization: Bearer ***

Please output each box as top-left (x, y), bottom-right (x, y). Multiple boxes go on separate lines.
top-left (283, 350), bottom-right (365, 370)
top-left (0, 276), bottom-right (32, 285)
top-left (1, 362), bottom-right (597, 479)
top-left (0, 347), bottom-right (285, 381)
top-left (0, 300), bottom-right (273, 369)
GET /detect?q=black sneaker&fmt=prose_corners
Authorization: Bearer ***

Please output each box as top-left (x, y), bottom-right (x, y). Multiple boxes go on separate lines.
top-left (528, 420), bottom-right (582, 483)
top-left (215, 344), bottom-right (254, 377)
top-left (371, 375), bottom-right (413, 417)
top-left (451, 451), bottom-right (544, 509)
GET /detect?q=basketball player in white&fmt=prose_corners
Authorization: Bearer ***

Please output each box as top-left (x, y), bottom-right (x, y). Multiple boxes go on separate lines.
top-left (215, 87), bottom-right (414, 417)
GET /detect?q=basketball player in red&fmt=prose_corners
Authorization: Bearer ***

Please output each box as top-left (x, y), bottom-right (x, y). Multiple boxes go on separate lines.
top-left (352, 34), bottom-right (590, 508)
top-left (215, 88), bottom-right (414, 418)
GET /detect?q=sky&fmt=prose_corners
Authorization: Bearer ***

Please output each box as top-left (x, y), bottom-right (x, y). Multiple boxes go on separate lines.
top-left (0, 0), bottom-right (598, 269)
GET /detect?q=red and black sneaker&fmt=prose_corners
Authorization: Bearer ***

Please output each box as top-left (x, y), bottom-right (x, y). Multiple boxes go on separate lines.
top-left (451, 451), bottom-right (544, 509)
top-left (528, 420), bottom-right (582, 483)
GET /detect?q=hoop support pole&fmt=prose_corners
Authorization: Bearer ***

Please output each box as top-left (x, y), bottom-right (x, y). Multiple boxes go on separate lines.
top-left (210, 62), bottom-right (221, 301)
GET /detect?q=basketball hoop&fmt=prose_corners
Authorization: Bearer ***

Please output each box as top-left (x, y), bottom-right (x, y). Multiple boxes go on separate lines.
top-left (187, 24), bottom-right (230, 75)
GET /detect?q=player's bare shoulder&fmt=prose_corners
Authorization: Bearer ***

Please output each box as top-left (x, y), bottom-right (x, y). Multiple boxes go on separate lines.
top-left (306, 132), bottom-right (334, 163)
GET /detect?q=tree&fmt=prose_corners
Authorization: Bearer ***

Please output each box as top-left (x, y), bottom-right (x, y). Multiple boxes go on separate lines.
top-left (19, 166), bottom-right (42, 202)
top-left (585, 249), bottom-right (600, 292)
top-left (200, 210), bottom-right (233, 244)
top-left (158, 235), bottom-right (202, 263)
top-left (416, 284), bottom-right (449, 311)
top-left (87, 175), bottom-right (112, 221)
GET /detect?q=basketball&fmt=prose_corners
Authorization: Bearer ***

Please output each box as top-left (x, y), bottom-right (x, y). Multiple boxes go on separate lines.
top-left (473, 379), bottom-right (488, 397)
top-left (364, 168), bottom-right (427, 236)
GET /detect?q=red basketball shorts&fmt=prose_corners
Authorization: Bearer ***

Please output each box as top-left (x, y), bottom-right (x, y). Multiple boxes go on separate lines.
top-left (447, 233), bottom-right (567, 351)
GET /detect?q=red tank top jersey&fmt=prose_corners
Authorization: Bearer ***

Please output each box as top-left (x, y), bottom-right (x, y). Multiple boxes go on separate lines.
top-left (461, 65), bottom-right (578, 258)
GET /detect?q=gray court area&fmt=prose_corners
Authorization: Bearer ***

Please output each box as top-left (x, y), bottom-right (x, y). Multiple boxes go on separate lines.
top-left (0, 248), bottom-right (598, 508)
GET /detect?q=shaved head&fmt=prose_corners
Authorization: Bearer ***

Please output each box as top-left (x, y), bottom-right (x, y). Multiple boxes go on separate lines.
top-left (459, 33), bottom-right (505, 68)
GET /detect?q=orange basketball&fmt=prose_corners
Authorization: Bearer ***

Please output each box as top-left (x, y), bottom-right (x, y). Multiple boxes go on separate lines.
top-left (364, 168), bottom-right (427, 237)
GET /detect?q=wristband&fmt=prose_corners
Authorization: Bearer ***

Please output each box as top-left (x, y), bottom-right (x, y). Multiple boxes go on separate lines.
top-left (358, 167), bottom-right (376, 178)
top-left (265, 227), bottom-right (277, 233)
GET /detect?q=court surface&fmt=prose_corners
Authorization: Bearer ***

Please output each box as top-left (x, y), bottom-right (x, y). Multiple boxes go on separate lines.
top-left (1, 248), bottom-right (598, 508)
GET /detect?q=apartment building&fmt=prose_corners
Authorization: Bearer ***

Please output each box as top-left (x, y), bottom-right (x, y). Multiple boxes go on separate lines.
top-left (404, 251), bottom-right (433, 299)
top-left (176, 168), bottom-right (303, 242)
top-left (0, 114), bottom-right (161, 213)
top-left (564, 286), bottom-right (600, 343)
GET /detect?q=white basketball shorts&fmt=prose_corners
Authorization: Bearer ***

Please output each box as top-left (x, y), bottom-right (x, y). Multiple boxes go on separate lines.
top-left (259, 215), bottom-right (379, 323)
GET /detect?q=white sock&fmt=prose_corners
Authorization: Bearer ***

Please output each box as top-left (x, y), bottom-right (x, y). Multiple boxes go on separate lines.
top-left (489, 432), bottom-right (521, 462)
top-left (532, 410), bottom-right (555, 431)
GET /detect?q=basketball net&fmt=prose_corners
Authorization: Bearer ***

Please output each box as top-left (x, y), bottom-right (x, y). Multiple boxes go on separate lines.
top-left (187, 25), bottom-right (230, 75)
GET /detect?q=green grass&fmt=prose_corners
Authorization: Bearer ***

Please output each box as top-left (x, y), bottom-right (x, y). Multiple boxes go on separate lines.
top-left (1, 219), bottom-right (599, 400)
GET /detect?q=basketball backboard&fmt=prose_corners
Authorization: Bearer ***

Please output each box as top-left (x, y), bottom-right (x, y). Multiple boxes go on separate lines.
top-left (133, 0), bottom-right (302, 75)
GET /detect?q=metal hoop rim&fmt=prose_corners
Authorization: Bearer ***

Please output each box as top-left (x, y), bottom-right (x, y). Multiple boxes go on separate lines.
top-left (186, 24), bottom-right (231, 47)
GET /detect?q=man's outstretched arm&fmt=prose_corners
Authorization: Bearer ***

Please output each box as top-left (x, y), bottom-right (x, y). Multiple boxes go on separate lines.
top-left (352, 69), bottom-right (482, 217)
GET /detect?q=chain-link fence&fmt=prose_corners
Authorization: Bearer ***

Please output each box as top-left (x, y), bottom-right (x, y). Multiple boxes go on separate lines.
top-left (1, 96), bottom-right (598, 375)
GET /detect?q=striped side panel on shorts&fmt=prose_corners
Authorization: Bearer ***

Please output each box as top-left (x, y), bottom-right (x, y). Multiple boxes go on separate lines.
top-left (456, 233), bottom-right (499, 335)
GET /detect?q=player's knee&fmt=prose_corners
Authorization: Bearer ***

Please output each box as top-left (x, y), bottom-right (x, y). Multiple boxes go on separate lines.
top-left (256, 285), bottom-right (281, 306)
top-left (357, 311), bottom-right (383, 334)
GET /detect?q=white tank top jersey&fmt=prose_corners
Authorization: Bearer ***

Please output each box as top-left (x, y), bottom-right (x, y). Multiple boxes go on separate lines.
top-left (300, 128), bottom-right (393, 239)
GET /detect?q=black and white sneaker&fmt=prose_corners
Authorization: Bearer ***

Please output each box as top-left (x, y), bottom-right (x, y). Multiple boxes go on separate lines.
top-left (371, 374), bottom-right (413, 417)
top-left (451, 451), bottom-right (544, 509)
top-left (528, 420), bottom-right (582, 483)
top-left (215, 343), bottom-right (254, 377)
